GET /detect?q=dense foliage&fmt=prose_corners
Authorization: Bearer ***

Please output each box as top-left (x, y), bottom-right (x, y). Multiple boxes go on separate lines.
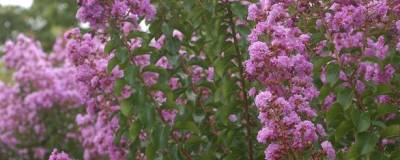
top-left (0, 0), bottom-right (399, 160)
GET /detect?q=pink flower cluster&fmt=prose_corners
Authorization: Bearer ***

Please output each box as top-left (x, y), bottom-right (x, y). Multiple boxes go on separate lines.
top-left (246, 1), bottom-right (332, 159)
top-left (0, 35), bottom-right (83, 159)
top-left (48, 149), bottom-right (72, 160)
top-left (64, 29), bottom-right (128, 160)
top-left (76, 0), bottom-right (155, 32)
top-left (318, 0), bottom-right (399, 110)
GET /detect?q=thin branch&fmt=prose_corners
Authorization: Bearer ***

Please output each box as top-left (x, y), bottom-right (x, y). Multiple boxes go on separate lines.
top-left (226, 4), bottom-right (254, 160)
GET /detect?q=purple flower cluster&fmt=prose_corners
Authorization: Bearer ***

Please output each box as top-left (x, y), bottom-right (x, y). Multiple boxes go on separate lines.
top-left (318, 0), bottom-right (399, 113)
top-left (48, 149), bottom-right (71, 160)
top-left (76, 0), bottom-right (155, 31)
top-left (247, 1), bottom-right (332, 159)
top-left (160, 109), bottom-right (178, 125)
top-left (321, 141), bottom-right (336, 160)
top-left (0, 35), bottom-right (82, 158)
top-left (65, 29), bottom-right (128, 160)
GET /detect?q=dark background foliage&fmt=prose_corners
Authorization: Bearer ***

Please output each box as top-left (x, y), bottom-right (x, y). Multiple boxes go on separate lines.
top-left (0, 0), bottom-right (78, 51)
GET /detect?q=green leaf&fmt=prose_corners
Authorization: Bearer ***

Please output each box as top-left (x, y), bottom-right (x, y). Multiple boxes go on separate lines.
top-left (166, 38), bottom-right (180, 54)
top-left (114, 79), bottom-right (125, 96)
top-left (214, 59), bottom-right (227, 78)
top-left (129, 121), bottom-right (141, 141)
top-left (319, 85), bottom-right (330, 101)
top-left (360, 134), bottom-right (379, 155)
top-left (370, 151), bottom-right (386, 160)
top-left (108, 57), bottom-right (120, 73)
top-left (237, 26), bottom-right (250, 37)
top-left (381, 125), bottom-right (400, 138)
top-left (127, 141), bottom-right (139, 159)
top-left (335, 121), bottom-right (352, 141)
top-left (161, 23), bottom-right (173, 36)
top-left (128, 31), bottom-right (148, 39)
top-left (124, 65), bottom-right (139, 85)
top-left (230, 3), bottom-right (247, 20)
top-left (391, 150), bottom-right (400, 159)
top-left (105, 38), bottom-right (118, 54)
top-left (140, 103), bottom-right (156, 128)
top-left (142, 65), bottom-right (169, 77)
top-left (326, 103), bottom-right (344, 127)
top-left (146, 143), bottom-right (156, 160)
top-left (377, 104), bottom-right (397, 117)
top-left (158, 126), bottom-right (170, 149)
top-left (375, 84), bottom-right (391, 95)
top-left (176, 121), bottom-right (200, 135)
top-left (313, 56), bottom-right (333, 74)
top-left (326, 63), bottom-right (340, 86)
top-left (361, 56), bottom-right (381, 63)
top-left (371, 120), bottom-right (386, 128)
top-left (222, 77), bottom-right (236, 101)
top-left (348, 133), bottom-right (379, 158)
top-left (351, 106), bottom-right (361, 125)
top-left (171, 145), bottom-right (181, 160)
top-left (120, 99), bottom-right (133, 117)
top-left (337, 88), bottom-right (353, 109)
top-left (350, 107), bottom-right (371, 133)
top-left (116, 47), bottom-right (128, 64)
top-left (357, 113), bottom-right (370, 132)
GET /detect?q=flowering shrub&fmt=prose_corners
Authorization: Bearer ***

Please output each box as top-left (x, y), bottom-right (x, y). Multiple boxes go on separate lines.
top-left (70, 0), bottom-right (261, 159)
top-left (0, 35), bottom-right (83, 159)
top-left (1, 0), bottom-right (400, 160)
top-left (247, 0), bottom-right (328, 158)
top-left (246, 0), bottom-right (400, 159)
top-left (65, 28), bottom-right (129, 160)
top-left (312, 1), bottom-right (400, 159)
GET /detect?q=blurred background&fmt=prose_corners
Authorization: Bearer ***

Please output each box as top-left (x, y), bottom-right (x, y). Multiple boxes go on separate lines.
top-left (0, 0), bottom-right (79, 84)
top-left (0, 0), bottom-right (78, 51)
top-left (0, 2), bottom-right (89, 159)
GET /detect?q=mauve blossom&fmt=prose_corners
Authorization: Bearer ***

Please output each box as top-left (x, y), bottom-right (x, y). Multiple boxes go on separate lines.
top-left (254, 91), bottom-right (272, 109)
top-left (168, 77), bottom-right (182, 90)
top-left (323, 93), bottom-right (336, 109)
top-left (265, 143), bottom-right (282, 160)
top-left (161, 109), bottom-right (178, 125)
top-left (143, 72), bottom-right (159, 87)
top-left (128, 38), bottom-right (142, 51)
top-left (396, 20), bottom-right (400, 32)
top-left (173, 29), bottom-right (184, 41)
top-left (76, 0), bottom-right (155, 30)
top-left (155, 56), bottom-right (173, 69)
top-left (132, 54), bottom-right (150, 69)
top-left (152, 91), bottom-right (166, 104)
top-left (257, 126), bottom-right (275, 144)
top-left (364, 36), bottom-right (388, 60)
top-left (64, 29), bottom-right (128, 160)
top-left (150, 35), bottom-right (165, 50)
top-left (228, 114), bottom-right (238, 122)
top-left (321, 141), bottom-right (336, 160)
top-left (292, 121), bottom-right (318, 149)
top-left (191, 65), bottom-right (204, 83)
top-left (48, 149), bottom-right (71, 160)
top-left (206, 67), bottom-right (214, 82)
top-left (121, 85), bottom-right (132, 99)
top-left (0, 34), bottom-right (83, 157)
top-left (246, 1), bottom-right (326, 158)
top-left (381, 138), bottom-right (396, 146)
top-left (249, 41), bottom-right (270, 59)
top-left (248, 87), bottom-right (257, 97)
top-left (316, 124), bottom-right (327, 137)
